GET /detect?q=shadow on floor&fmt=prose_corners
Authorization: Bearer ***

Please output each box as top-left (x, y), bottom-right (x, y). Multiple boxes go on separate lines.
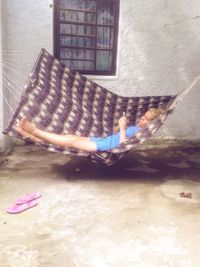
top-left (50, 145), bottom-right (200, 182)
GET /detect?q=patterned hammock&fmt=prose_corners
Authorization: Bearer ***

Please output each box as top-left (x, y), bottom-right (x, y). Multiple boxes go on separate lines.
top-left (3, 49), bottom-right (199, 165)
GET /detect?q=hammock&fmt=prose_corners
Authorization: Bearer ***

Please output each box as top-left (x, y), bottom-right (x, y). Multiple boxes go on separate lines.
top-left (3, 49), bottom-right (199, 165)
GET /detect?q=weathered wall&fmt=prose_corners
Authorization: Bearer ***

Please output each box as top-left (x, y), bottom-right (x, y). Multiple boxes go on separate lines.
top-left (0, 0), bottom-right (3, 149)
top-left (99, 0), bottom-right (200, 140)
top-left (1, 0), bottom-right (53, 152)
top-left (1, 0), bottom-right (200, 146)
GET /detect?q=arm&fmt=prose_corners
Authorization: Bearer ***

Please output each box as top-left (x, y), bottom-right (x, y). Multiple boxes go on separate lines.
top-left (113, 125), bottom-right (119, 133)
top-left (120, 128), bottom-right (127, 143)
top-left (119, 113), bottom-right (127, 143)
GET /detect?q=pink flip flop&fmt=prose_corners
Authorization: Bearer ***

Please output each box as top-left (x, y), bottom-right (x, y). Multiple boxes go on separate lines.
top-left (6, 200), bottom-right (38, 214)
top-left (15, 192), bottom-right (41, 205)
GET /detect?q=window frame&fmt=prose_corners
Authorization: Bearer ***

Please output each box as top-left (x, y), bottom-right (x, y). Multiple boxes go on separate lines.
top-left (53, 0), bottom-right (120, 76)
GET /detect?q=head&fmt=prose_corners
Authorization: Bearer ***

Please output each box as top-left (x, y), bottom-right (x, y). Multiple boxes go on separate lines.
top-left (138, 108), bottom-right (165, 128)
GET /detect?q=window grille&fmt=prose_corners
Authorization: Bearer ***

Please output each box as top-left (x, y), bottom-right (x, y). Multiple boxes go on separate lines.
top-left (54, 0), bottom-right (120, 75)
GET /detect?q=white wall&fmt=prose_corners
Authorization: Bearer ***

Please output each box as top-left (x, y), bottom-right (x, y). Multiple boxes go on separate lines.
top-left (1, 0), bottom-right (200, 144)
top-left (1, 0), bottom-right (53, 152)
top-left (97, 0), bottom-right (200, 140)
top-left (0, 0), bottom-right (4, 151)
top-left (3, 0), bottom-right (53, 78)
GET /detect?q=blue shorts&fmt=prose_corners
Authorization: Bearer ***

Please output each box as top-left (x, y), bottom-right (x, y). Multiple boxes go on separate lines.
top-left (90, 126), bottom-right (139, 151)
top-left (90, 136), bottom-right (114, 151)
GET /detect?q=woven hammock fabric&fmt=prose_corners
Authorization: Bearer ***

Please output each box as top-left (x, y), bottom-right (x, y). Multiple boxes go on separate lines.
top-left (3, 49), bottom-right (176, 165)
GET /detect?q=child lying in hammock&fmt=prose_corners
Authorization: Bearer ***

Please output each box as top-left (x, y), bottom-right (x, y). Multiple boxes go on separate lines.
top-left (15, 108), bottom-right (164, 152)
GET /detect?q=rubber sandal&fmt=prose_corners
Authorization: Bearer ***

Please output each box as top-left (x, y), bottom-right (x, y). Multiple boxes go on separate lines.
top-left (15, 192), bottom-right (41, 205)
top-left (6, 200), bottom-right (38, 214)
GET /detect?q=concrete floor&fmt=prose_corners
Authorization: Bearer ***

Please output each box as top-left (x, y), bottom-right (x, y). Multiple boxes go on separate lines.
top-left (0, 143), bottom-right (200, 267)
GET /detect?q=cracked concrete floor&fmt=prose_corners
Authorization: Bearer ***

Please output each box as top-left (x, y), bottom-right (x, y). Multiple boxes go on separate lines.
top-left (0, 144), bottom-right (200, 267)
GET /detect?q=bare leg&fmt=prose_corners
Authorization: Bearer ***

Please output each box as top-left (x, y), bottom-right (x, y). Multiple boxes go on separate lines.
top-left (14, 124), bottom-right (43, 143)
top-left (19, 118), bottom-right (97, 152)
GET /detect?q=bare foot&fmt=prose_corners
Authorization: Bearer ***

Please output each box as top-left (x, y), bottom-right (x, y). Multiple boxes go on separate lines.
top-left (14, 124), bottom-right (43, 143)
top-left (19, 117), bottom-right (36, 134)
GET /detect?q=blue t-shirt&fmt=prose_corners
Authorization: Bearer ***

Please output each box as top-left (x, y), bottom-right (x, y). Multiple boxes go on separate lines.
top-left (90, 126), bottom-right (139, 151)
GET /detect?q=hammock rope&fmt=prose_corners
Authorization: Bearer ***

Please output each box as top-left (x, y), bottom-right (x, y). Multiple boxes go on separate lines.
top-left (2, 48), bottom-right (199, 165)
top-left (167, 75), bottom-right (200, 112)
top-left (0, 54), bottom-right (34, 122)
top-left (1, 73), bottom-right (22, 95)
top-left (1, 60), bottom-right (27, 80)
top-left (2, 94), bottom-right (14, 113)
top-left (2, 80), bottom-right (20, 102)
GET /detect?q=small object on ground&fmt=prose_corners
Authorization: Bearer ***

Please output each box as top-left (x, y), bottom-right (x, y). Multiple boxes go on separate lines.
top-left (6, 200), bottom-right (38, 214)
top-left (15, 192), bottom-right (41, 205)
top-left (179, 192), bottom-right (192, 199)
top-left (0, 158), bottom-right (8, 168)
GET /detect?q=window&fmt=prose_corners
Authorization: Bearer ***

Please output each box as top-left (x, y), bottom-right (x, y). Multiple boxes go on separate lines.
top-left (54, 0), bottom-right (120, 75)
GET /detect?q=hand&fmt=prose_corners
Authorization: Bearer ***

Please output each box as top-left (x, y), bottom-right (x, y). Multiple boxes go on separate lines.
top-left (119, 112), bottom-right (127, 130)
